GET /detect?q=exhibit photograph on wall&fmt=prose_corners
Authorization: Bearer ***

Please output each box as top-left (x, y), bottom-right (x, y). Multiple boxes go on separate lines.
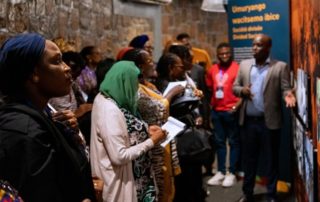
top-left (304, 137), bottom-right (314, 202)
top-left (316, 76), bottom-right (320, 170)
top-left (317, 77), bottom-right (320, 142)
top-left (296, 68), bottom-right (309, 127)
top-left (294, 118), bottom-right (305, 179)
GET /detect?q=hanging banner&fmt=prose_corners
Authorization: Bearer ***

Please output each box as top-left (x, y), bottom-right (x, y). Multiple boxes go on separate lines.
top-left (227, 0), bottom-right (290, 64)
top-left (227, 0), bottom-right (292, 183)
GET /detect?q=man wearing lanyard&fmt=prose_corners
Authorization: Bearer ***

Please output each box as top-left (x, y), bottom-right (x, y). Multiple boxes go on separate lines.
top-left (206, 42), bottom-right (241, 187)
top-left (233, 34), bottom-right (296, 202)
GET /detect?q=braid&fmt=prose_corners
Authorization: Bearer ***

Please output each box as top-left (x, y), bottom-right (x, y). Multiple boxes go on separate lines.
top-left (156, 53), bottom-right (178, 78)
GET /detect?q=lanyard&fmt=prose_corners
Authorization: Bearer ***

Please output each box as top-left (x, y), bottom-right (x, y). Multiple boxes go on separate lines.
top-left (217, 69), bottom-right (226, 87)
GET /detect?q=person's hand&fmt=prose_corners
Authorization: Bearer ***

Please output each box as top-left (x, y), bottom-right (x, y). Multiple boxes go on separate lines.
top-left (193, 89), bottom-right (204, 98)
top-left (81, 199), bottom-right (91, 202)
top-left (52, 109), bottom-right (78, 130)
top-left (285, 89), bottom-right (296, 108)
top-left (241, 84), bottom-right (253, 100)
top-left (92, 176), bottom-right (103, 201)
top-left (148, 125), bottom-right (167, 145)
top-left (75, 103), bottom-right (93, 118)
top-left (195, 117), bottom-right (203, 126)
top-left (229, 106), bottom-right (237, 113)
top-left (229, 99), bottom-right (242, 113)
top-left (164, 85), bottom-right (185, 102)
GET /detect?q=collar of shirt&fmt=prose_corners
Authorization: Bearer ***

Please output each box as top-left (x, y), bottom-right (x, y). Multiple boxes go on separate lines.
top-left (253, 57), bottom-right (271, 68)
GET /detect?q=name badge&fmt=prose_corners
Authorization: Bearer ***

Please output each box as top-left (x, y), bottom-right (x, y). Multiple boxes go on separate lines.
top-left (215, 88), bottom-right (224, 99)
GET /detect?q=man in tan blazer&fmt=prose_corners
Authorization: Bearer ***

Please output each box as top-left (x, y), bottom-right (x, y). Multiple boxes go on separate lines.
top-left (233, 34), bottom-right (296, 202)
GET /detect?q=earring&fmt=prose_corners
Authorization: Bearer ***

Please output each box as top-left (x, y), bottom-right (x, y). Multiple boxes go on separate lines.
top-left (32, 75), bottom-right (39, 83)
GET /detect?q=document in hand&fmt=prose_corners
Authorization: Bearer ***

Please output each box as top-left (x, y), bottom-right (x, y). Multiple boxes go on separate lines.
top-left (160, 116), bottom-right (186, 147)
top-left (162, 81), bottom-right (187, 97)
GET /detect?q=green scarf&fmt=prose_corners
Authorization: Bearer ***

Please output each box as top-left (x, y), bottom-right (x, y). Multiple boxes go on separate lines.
top-left (100, 61), bottom-right (140, 115)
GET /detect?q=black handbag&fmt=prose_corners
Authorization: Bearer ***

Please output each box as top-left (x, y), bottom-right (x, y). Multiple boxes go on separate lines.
top-left (175, 126), bottom-right (214, 165)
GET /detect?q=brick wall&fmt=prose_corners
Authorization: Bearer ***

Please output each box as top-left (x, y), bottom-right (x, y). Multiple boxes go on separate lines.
top-left (0, 0), bottom-right (228, 62)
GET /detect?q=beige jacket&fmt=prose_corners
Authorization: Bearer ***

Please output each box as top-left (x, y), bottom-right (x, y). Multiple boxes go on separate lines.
top-left (90, 93), bottom-right (154, 202)
top-left (233, 58), bottom-right (291, 129)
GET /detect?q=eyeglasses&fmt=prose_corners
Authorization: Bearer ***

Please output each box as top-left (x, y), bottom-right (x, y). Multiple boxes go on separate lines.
top-left (91, 51), bottom-right (101, 55)
top-left (173, 64), bottom-right (184, 69)
top-left (144, 58), bottom-right (153, 64)
top-left (143, 45), bottom-right (154, 50)
top-left (218, 52), bottom-right (231, 56)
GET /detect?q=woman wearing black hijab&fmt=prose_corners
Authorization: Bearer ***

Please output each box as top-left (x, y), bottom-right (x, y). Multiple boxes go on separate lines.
top-left (0, 33), bottom-right (96, 202)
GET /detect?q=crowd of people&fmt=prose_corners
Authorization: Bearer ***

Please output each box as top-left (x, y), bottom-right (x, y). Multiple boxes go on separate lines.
top-left (0, 32), bottom-right (296, 202)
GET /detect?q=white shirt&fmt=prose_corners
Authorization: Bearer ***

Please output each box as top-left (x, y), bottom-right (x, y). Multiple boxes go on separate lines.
top-left (90, 93), bottom-right (154, 202)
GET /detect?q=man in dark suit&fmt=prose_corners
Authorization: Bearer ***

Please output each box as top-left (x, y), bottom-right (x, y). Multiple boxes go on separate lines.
top-left (233, 34), bottom-right (296, 202)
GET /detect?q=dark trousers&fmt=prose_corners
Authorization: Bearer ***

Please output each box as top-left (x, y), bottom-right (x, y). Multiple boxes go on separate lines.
top-left (241, 117), bottom-right (280, 199)
top-left (174, 164), bottom-right (205, 202)
top-left (211, 110), bottom-right (240, 174)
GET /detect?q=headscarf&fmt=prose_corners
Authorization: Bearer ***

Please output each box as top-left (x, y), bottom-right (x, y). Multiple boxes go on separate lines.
top-left (0, 33), bottom-right (46, 95)
top-left (129, 34), bottom-right (149, 49)
top-left (100, 61), bottom-right (140, 115)
top-left (116, 47), bottom-right (133, 61)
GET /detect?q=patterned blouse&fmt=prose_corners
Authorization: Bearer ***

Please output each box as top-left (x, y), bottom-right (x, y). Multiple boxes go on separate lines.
top-left (49, 82), bottom-right (85, 112)
top-left (76, 66), bottom-right (97, 99)
top-left (120, 107), bottom-right (156, 202)
top-left (0, 180), bottom-right (23, 202)
top-left (138, 83), bottom-right (181, 202)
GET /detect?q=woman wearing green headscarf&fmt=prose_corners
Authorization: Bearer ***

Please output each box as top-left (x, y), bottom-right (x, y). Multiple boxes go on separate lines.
top-left (90, 61), bottom-right (166, 202)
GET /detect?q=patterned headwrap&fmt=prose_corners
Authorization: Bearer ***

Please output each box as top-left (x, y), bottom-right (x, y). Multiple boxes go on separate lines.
top-left (0, 33), bottom-right (46, 95)
top-left (100, 61), bottom-right (140, 115)
top-left (0, 180), bottom-right (23, 202)
top-left (129, 34), bottom-right (149, 49)
top-left (52, 37), bottom-right (76, 53)
top-left (116, 47), bottom-right (133, 61)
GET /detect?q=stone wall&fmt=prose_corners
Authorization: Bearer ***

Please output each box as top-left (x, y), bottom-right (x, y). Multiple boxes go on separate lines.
top-left (0, 0), bottom-right (113, 57)
top-left (162, 0), bottom-right (228, 62)
top-left (0, 0), bottom-right (228, 61)
top-left (108, 14), bottom-right (153, 59)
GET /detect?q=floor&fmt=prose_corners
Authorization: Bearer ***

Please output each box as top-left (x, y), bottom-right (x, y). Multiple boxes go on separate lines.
top-left (203, 175), bottom-right (296, 202)
top-left (201, 143), bottom-right (297, 202)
